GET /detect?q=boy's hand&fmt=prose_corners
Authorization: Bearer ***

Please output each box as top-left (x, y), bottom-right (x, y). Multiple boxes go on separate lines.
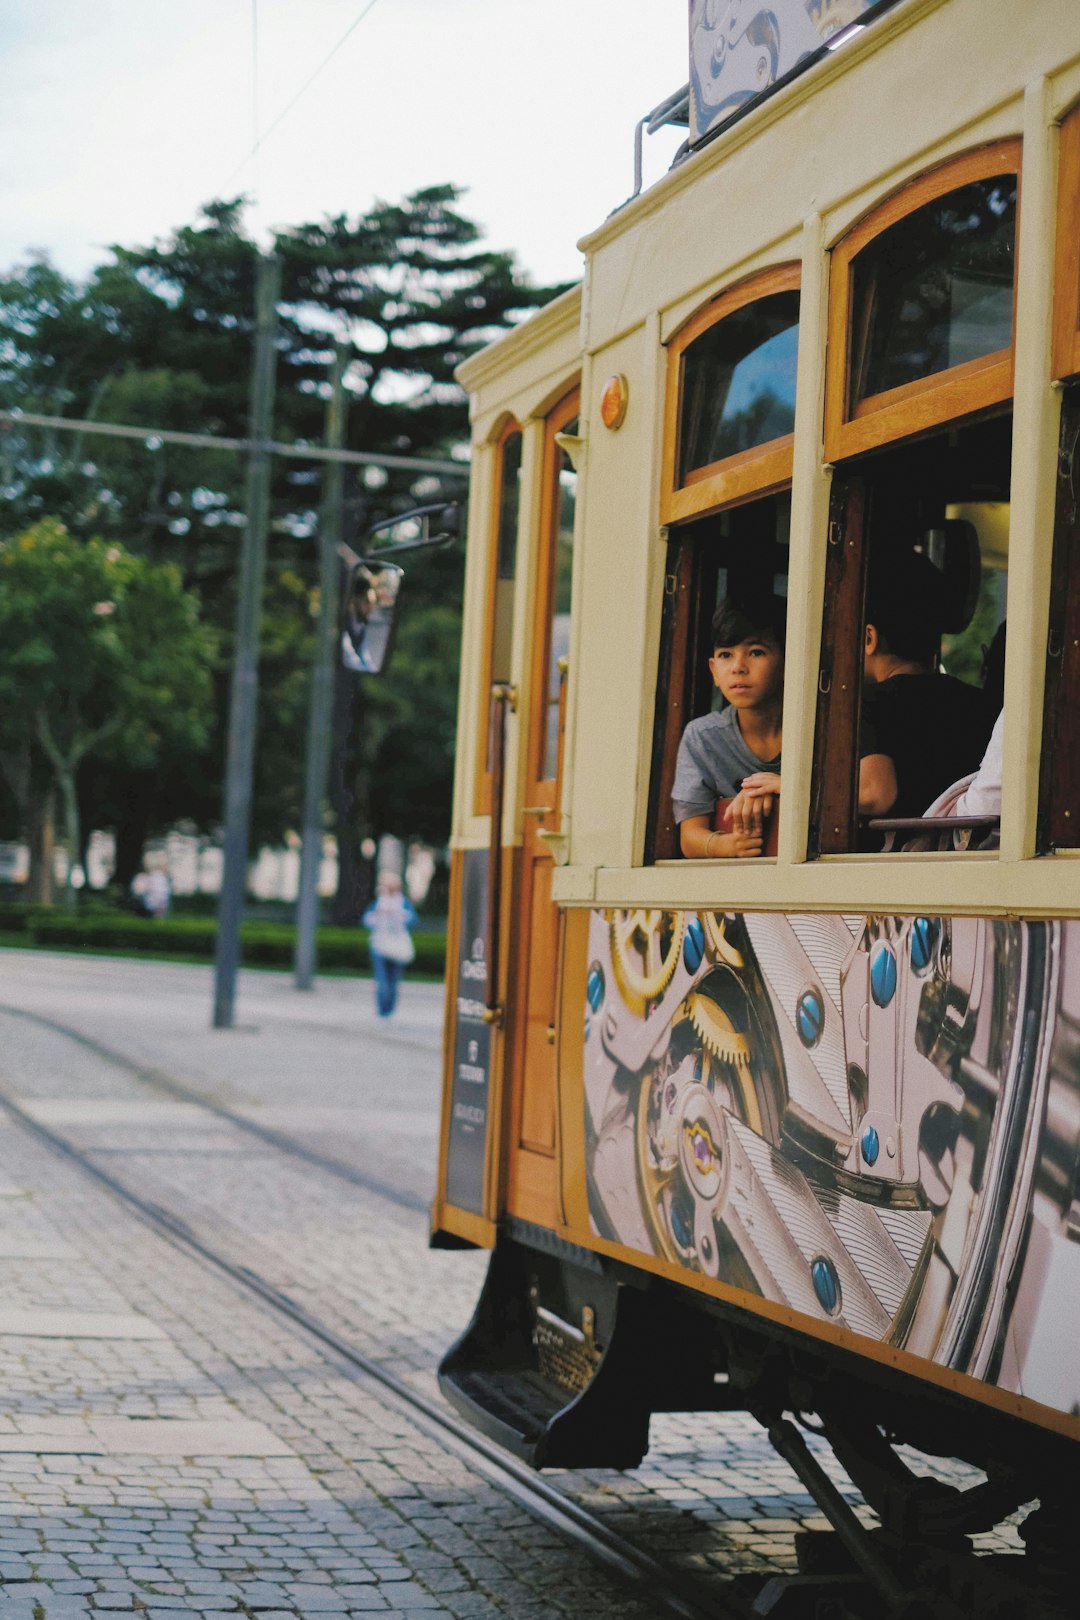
top-left (711, 829), bottom-right (764, 858)
top-left (678, 815), bottom-right (764, 858)
top-left (729, 772), bottom-right (781, 836)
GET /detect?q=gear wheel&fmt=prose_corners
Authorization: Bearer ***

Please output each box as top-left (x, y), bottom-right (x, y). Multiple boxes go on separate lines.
top-left (610, 908), bottom-right (685, 1011)
top-left (635, 993), bottom-right (767, 1264)
top-left (686, 991), bottom-right (751, 1071)
top-left (702, 911), bottom-right (744, 969)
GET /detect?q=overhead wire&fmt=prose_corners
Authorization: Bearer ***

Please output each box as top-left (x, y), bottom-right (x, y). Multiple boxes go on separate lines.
top-left (221, 0), bottom-right (383, 195)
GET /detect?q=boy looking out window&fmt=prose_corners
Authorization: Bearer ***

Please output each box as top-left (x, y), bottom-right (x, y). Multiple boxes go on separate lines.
top-left (673, 596), bottom-right (785, 858)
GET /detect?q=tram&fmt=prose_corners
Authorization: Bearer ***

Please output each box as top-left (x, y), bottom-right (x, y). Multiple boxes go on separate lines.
top-left (430, 2), bottom-right (1080, 1611)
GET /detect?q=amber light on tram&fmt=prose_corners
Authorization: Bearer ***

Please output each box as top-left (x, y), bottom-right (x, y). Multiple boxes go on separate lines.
top-left (599, 373), bottom-right (629, 430)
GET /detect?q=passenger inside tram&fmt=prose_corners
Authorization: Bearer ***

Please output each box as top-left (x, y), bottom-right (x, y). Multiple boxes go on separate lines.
top-left (673, 592), bottom-right (786, 857)
top-left (828, 411), bottom-right (1010, 854)
top-left (858, 549), bottom-right (995, 834)
top-left (954, 707), bottom-right (1004, 818)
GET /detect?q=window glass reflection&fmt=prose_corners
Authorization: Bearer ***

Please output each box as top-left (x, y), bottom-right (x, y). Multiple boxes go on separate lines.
top-left (490, 431), bottom-right (521, 686)
top-left (542, 419), bottom-right (577, 781)
top-left (850, 175), bottom-right (1017, 405)
top-left (679, 291), bottom-right (799, 481)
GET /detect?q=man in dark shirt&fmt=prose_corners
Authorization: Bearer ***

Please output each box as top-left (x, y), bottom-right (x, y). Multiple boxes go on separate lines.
top-left (858, 554), bottom-right (994, 829)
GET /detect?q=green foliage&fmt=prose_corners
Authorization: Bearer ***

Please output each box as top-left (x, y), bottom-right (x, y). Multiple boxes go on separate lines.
top-left (941, 568), bottom-right (1004, 687)
top-left (0, 520), bottom-right (216, 769)
top-left (362, 597), bottom-right (463, 845)
top-left (0, 901), bottom-right (445, 976)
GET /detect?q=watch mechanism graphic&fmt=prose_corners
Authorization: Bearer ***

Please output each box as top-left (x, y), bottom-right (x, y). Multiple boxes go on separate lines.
top-left (584, 907), bottom-right (1080, 1418)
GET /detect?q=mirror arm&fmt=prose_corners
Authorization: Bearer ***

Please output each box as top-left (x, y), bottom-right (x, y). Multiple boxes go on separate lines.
top-left (362, 500), bottom-right (462, 561)
top-left (363, 528), bottom-right (457, 562)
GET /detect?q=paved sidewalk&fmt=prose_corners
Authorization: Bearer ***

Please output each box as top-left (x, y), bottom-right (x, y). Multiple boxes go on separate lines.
top-left (0, 1052), bottom-right (654, 1618)
top-left (0, 950), bottom-right (446, 1207)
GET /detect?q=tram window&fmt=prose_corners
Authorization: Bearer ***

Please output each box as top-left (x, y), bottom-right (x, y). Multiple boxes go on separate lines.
top-left (1041, 110), bottom-right (1080, 845)
top-left (826, 143), bottom-right (1020, 462)
top-left (1052, 104), bottom-right (1080, 383)
top-left (476, 422), bottom-right (521, 810)
top-left (540, 417), bottom-right (577, 782)
top-left (850, 176), bottom-right (1016, 404)
top-left (663, 265), bottom-right (799, 524)
top-left (1038, 387), bottom-right (1080, 848)
top-left (679, 292), bottom-right (799, 480)
top-left (490, 429), bottom-right (521, 686)
top-left (647, 492), bottom-right (790, 862)
top-left (811, 416), bottom-right (1008, 855)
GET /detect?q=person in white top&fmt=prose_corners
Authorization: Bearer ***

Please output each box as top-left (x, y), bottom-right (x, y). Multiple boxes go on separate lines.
top-left (954, 709), bottom-right (1003, 818)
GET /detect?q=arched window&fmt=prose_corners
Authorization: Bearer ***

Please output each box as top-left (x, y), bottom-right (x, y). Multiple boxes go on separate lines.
top-left (1040, 104), bottom-right (1080, 847)
top-left (662, 264), bottom-right (800, 523)
top-left (650, 267), bottom-right (798, 860)
top-left (474, 418), bottom-right (522, 814)
top-left (825, 141), bottom-right (1020, 461)
top-left (812, 146), bottom-right (1019, 855)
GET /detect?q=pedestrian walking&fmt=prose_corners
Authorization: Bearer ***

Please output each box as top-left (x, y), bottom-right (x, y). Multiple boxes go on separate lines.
top-left (363, 873), bottom-right (418, 1017)
top-left (130, 860), bottom-right (171, 918)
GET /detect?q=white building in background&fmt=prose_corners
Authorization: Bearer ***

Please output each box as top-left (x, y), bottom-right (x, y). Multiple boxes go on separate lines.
top-left (3, 828), bottom-right (436, 907)
top-left (0, 843), bottom-right (29, 885)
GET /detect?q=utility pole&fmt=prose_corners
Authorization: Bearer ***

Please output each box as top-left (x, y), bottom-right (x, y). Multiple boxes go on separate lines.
top-left (212, 253), bottom-right (281, 1029)
top-left (294, 339), bottom-right (350, 989)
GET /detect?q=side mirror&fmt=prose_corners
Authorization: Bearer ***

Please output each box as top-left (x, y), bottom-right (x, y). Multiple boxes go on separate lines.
top-left (340, 561), bottom-right (403, 676)
top-left (339, 501), bottom-right (461, 676)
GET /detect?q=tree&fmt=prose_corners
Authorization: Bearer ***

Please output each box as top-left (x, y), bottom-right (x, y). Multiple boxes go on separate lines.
top-left (0, 189), bottom-right (566, 890)
top-left (0, 521), bottom-right (217, 906)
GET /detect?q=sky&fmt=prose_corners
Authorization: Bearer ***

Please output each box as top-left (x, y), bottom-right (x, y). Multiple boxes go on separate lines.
top-left (0, 0), bottom-right (689, 291)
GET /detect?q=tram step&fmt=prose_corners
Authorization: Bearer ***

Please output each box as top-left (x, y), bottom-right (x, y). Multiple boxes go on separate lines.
top-left (437, 1235), bottom-right (654, 1469)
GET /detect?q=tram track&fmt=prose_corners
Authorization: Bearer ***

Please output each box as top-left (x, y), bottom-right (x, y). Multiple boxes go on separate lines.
top-left (0, 1041), bottom-right (753, 1620)
top-left (0, 1001), bottom-right (429, 1214)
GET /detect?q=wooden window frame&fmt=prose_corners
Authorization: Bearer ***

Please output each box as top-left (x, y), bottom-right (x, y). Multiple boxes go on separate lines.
top-left (809, 476), bottom-right (868, 856)
top-left (526, 386), bottom-right (580, 797)
top-left (647, 532), bottom-right (710, 864)
top-left (825, 140), bottom-right (1021, 463)
top-left (1052, 103), bottom-right (1080, 383)
top-left (661, 263), bottom-right (800, 524)
top-left (473, 415), bottom-right (522, 817)
top-left (1037, 387), bottom-right (1080, 849)
top-left (647, 492), bottom-right (792, 864)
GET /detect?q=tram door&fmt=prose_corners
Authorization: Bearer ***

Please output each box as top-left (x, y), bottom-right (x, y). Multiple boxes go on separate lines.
top-left (505, 388), bottom-right (579, 1226)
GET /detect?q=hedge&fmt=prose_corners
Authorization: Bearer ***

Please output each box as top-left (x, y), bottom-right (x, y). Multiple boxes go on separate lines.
top-left (0, 903), bottom-right (446, 976)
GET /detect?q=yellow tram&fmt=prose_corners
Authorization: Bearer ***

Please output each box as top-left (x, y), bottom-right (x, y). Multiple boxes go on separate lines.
top-left (432, 1), bottom-right (1080, 1607)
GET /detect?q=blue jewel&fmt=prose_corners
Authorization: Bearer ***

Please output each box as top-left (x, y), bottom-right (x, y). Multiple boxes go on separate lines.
top-left (811, 1256), bottom-right (841, 1315)
top-left (671, 1199), bottom-right (693, 1251)
top-left (910, 917), bottom-right (938, 974)
top-left (683, 916), bottom-right (706, 974)
top-left (587, 965), bottom-right (605, 1012)
top-left (797, 989), bottom-right (824, 1047)
top-left (861, 1126), bottom-right (880, 1167)
top-left (870, 941), bottom-right (898, 1007)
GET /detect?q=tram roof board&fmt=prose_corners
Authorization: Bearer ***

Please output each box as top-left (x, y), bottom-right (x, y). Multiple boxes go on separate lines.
top-left (688, 0), bottom-right (903, 148)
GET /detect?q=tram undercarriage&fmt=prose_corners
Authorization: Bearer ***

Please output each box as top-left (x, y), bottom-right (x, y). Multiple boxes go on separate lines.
top-left (440, 1226), bottom-right (1077, 1620)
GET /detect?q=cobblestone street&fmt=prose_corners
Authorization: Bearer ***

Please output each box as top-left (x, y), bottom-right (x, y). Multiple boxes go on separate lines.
top-left (0, 950), bottom-right (1016, 1619)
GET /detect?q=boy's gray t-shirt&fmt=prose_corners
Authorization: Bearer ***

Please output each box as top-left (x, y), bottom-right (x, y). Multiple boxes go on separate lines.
top-left (672, 708), bottom-right (781, 823)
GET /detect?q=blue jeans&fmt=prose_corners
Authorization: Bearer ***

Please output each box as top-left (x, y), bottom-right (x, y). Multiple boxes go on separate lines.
top-left (371, 951), bottom-right (404, 1017)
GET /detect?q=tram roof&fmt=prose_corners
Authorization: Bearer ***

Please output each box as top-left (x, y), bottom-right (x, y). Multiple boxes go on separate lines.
top-left (456, 282), bottom-right (581, 397)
